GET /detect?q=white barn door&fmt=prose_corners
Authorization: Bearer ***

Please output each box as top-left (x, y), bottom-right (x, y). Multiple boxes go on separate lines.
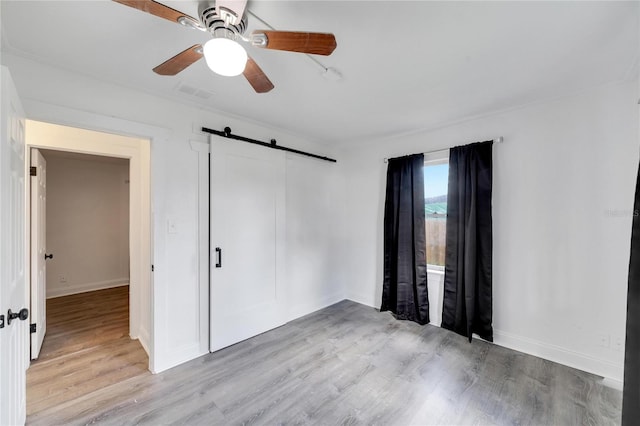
top-left (30, 149), bottom-right (47, 359)
top-left (209, 137), bottom-right (286, 352)
top-left (0, 67), bottom-right (29, 425)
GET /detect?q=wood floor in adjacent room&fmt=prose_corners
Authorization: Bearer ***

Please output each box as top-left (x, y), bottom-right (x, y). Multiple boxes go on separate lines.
top-left (28, 299), bottom-right (621, 425)
top-left (26, 286), bottom-right (149, 421)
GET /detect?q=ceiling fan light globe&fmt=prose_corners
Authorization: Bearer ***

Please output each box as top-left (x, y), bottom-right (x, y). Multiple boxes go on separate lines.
top-left (203, 38), bottom-right (248, 77)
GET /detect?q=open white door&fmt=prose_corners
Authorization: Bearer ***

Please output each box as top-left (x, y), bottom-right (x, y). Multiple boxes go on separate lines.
top-left (0, 67), bottom-right (29, 425)
top-left (210, 136), bottom-right (286, 352)
top-left (30, 148), bottom-right (47, 359)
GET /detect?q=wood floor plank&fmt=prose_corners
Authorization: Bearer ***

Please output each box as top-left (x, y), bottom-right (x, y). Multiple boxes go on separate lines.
top-left (27, 299), bottom-right (621, 425)
top-left (26, 286), bottom-right (149, 420)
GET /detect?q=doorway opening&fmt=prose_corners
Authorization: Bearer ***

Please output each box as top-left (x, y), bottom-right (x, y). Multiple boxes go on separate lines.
top-left (24, 120), bottom-right (152, 419)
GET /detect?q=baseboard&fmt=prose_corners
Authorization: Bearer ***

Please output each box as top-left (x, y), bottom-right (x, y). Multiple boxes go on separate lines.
top-left (602, 377), bottom-right (624, 391)
top-left (136, 326), bottom-right (151, 358)
top-left (152, 343), bottom-right (206, 374)
top-left (492, 329), bottom-right (624, 384)
top-left (152, 292), bottom-right (346, 374)
top-left (344, 297), bottom-right (624, 384)
top-left (286, 291), bottom-right (346, 322)
top-left (46, 278), bottom-right (129, 299)
top-left (345, 292), bottom-right (378, 309)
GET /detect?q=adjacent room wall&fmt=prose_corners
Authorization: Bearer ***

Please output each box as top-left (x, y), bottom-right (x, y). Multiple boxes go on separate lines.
top-left (341, 80), bottom-right (639, 384)
top-left (44, 152), bottom-right (129, 298)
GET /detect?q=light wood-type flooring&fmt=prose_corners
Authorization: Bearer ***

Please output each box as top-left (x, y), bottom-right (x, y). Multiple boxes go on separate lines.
top-left (26, 286), bottom-right (149, 420)
top-left (28, 298), bottom-right (621, 425)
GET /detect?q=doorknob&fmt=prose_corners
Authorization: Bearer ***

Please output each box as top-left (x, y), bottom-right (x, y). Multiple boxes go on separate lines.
top-left (7, 308), bottom-right (29, 326)
top-left (44, 253), bottom-right (53, 260)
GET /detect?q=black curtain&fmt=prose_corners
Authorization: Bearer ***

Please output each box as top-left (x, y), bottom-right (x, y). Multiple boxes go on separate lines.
top-left (441, 141), bottom-right (493, 342)
top-left (381, 154), bottom-right (429, 325)
top-left (622, 164), bottom-right (640, 425)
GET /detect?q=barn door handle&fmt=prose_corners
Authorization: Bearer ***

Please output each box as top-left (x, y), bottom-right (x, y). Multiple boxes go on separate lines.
top-left (7, 308), bottom-right (29, 326)
top-left (44, 253), bottom-right (53, 260)
top-left (215, 247), bottom-right (222, 268)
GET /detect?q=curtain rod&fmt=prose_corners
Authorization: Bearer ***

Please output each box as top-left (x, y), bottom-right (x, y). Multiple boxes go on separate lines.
top-left (384, 137), bottom-right (504, 163)
top-left (201, 127), bottom-right (337, 163)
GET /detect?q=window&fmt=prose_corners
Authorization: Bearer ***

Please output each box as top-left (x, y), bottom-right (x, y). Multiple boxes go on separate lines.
top-left (424, 153), bottom-right (449, 269)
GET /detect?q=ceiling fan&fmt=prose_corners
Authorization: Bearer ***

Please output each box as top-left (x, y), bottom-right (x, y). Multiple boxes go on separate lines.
top-left (113, 0), bottom-right (337, 93)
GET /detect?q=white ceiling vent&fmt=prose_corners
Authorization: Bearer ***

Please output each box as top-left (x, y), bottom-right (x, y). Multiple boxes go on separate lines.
top-left (193, 90), bottom-right (213, 99)
top-left (175, 83), bottom-right (214, 100)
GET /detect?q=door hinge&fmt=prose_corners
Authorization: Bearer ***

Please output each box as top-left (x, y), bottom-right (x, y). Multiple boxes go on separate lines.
top-left (30, 166), bottom-right (37, 176)
top-left (151, 264), bottom-right (154, 272)
top-left (0, 314), bottom-right (4, 329)
top-left (30, 323), bottom-right (36, 333)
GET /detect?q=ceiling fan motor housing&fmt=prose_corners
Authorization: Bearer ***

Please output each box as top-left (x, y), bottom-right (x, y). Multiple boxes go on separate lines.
top-left (199, 4), bottom-right (247, 36)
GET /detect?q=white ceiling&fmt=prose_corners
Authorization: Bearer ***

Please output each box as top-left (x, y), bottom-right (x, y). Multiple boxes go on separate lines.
top-left (40, 149), bottom-right (129, 165)
top-left (1, 1), bottom-right (637, 145)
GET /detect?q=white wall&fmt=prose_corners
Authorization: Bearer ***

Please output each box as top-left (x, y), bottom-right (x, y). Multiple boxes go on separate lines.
top-left (285, 155), bottom-right (346, 320)
top-left (341, 81), bottom-right (639, 383)
top-left (44, 152), bottom-right (129, 298)
top-left (1, 53), bottom-right (345, 372)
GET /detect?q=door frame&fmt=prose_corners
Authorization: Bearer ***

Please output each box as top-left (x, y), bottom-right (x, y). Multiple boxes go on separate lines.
top-left (23, 102), bottom-right (165, 371)
top-left (29, 148), bottom-right (47, 360)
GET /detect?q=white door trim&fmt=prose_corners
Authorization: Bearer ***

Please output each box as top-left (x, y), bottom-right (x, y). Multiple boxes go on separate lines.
top-left (23, 101), bottom-right (162, 372)
top-left (30, 148), bottom-right (47, 360)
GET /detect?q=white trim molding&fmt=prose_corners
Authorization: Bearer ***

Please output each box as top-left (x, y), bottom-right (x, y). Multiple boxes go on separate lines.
top-left (493, 329), bottom-right (624, 386)
top-left (46, 279), bottom-right (129, 299)
top-left (24, 103), bottom-right (158, 372)
top-left (344, 295), bottom-right (624, 386)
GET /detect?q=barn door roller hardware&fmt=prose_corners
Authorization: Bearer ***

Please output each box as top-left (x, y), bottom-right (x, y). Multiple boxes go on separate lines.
top-left (201, 126), bottom-right (337, 163)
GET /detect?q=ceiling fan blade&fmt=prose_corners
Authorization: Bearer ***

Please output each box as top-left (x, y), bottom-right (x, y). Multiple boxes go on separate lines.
top-left (252, 31), bottom-right (337, 56)
top-left (243, 57), bottom-right (274, 93)
top-left (113, 0), bottom-right (199, 26)
top-left (215, 0), bottom-right (248, 26)
top-left (153, 45), bottom-right (203, 76)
